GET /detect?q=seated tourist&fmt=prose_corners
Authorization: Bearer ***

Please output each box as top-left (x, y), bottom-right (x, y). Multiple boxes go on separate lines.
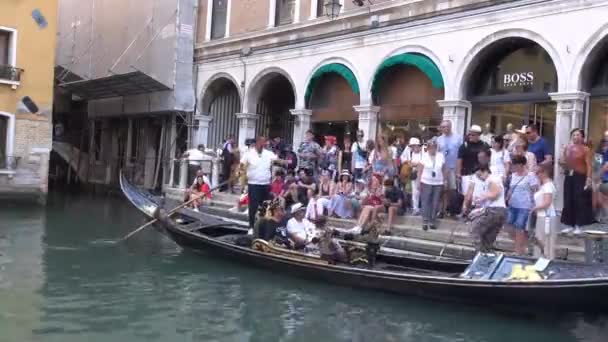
top-left (228, 191), bottom-right (249, 215)
top-left (297, 169), bottom-right (317, 205)
top-left (188, 174), bottom-right (212, 211)
top-left (350, 179), bottom-right (368, 217)
top-left (254, 199), bottom-right (285, 241)
top-left (270, 170), bottom-right (285, 198)
top-left (329, 170), bottom-right (355, 218)
top-left (286, 203), bottom-right (317, 249)
top-left (315, 170), bottom-right (335, 217)
top-left (383, 178), bottom-right (404, 233)
top-left (355, 176), bottom-right (384, 231)
top-left (305, 188), bottom-right (320, 221)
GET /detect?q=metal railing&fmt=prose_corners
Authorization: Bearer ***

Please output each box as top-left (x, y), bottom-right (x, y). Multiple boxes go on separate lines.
top-left (0, 65), bottom-right (23, 82)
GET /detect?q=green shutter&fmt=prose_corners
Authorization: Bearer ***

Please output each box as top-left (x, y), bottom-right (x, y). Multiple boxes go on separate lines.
top-left (371, 53), bottom-right (444, 99)
top-left (305, 63), bottom-right (360, 103)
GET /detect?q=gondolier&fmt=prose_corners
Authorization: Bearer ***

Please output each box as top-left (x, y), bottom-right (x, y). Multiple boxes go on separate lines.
top-left (241, 136), bottom-right (291, 232)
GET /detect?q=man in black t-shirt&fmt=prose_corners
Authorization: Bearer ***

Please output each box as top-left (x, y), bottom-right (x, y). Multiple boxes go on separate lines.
top-left (456, 125), bottom-right (490, 195)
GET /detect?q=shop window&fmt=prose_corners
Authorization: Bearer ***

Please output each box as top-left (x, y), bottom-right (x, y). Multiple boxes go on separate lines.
top-left (276, 0), bottom-right (296, 26)
top-left (471, 103), bottom-right (556, 147)
top-left (210, 0), bottom-right (228, 39)
top-left (469, 42), bottom-right (558, 99)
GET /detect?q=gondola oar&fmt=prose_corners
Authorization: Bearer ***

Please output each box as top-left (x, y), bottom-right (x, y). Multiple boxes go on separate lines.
top-left (121, 180), bottom-right (229, 242)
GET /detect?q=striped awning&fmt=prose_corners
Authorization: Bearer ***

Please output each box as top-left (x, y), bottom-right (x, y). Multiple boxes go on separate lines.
top-left (305, 63), bottom-right (360, 103)
top-left (372, 53), bottom-right (444, 99)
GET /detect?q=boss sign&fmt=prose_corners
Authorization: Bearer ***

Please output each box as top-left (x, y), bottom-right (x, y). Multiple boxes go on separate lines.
top-left (503, 72), bottom-right (534, 87)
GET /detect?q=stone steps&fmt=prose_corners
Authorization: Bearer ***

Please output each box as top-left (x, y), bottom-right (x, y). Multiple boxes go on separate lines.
top-left (201, 192), bottom-right (587, 261)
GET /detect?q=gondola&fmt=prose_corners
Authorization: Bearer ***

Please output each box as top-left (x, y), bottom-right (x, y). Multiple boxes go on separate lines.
top-left (119, 174), bottom-right (470, 273)
top-left (120, 175), bottom-right (608, 312)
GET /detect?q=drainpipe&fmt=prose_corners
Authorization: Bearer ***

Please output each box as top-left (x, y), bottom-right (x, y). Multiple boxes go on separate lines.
top-left (239, 47), bottom-right (252, 111)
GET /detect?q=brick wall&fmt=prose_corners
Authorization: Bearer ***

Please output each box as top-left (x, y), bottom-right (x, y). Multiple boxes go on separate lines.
top-left (13, 115), bottom-right (52, 158)
top-left (230, 0), bottom-right (270, 36)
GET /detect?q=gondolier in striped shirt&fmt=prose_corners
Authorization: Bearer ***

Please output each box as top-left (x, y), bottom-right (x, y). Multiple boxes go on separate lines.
top-left (241, 136), bottom-right (292, 233)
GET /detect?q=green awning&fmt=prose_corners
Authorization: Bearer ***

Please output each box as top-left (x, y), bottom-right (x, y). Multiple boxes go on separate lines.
top-left (305, 63), bottom-right (360, 103)
top-left (371, 53), bottom-right (444, 98)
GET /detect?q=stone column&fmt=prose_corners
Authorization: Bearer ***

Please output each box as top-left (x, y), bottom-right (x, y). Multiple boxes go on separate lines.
top-left (236, 113), bottom-right (259, 148)
top-left (194, 114), bottom-right (212, 148)
top-left (437, 100), bottom-right (471, 136)
top-left (290, 109), bottom-right (312, 148)
top-left (549, 91), bottom-right (590, 211)
top-left (353, 105), bottom-right (380, 142)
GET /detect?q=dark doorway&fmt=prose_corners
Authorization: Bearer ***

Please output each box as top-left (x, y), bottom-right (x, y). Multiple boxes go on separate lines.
top-left (256, 74), bottom-right (295, 143)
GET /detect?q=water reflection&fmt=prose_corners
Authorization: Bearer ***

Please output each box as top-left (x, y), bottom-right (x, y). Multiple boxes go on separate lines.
top-left (1, 193), bottom-right (608, 342)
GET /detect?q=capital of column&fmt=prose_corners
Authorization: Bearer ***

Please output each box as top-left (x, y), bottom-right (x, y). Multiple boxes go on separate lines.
top-left (195, 114), bottom-right (213, 128)
top-left (235, 112), bottom-right (259, 121)
top-left (353, 105), bottom-right (380, 122)
top-left (437, 99), bottom-right (471, 109)
top-left (353, 105), bottom-right (381, 114)
top-left (290, 109), bottom-right (312, 117)
top-left (550, 91), bottom-right (589, 113)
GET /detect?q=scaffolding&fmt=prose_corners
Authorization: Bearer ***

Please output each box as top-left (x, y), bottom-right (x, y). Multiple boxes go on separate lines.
top-left (55, 0), bottom-right (195, 114)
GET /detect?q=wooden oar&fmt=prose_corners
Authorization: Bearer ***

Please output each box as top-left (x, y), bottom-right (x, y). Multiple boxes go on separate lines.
top-left (122, 180), bottom-right (229, 242)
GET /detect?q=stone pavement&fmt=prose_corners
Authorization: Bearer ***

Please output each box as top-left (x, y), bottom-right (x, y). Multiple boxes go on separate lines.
top-left (177, 191), bottom-right (608, 262)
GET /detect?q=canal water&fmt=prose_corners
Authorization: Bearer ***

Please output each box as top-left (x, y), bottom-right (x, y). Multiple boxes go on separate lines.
top-left (1, 193), bottom-right (607, 342)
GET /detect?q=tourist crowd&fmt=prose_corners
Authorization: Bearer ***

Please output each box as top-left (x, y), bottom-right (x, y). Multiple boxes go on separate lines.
top-left (189, 120), bottom-right (604, 259)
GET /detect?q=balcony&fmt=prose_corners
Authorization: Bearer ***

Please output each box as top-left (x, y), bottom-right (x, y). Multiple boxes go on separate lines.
top-left (0, 65), bottom-right (23, 84)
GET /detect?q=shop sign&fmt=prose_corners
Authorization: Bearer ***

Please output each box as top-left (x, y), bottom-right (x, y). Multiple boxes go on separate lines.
top-left (502, 72), bottom-right (534, 87)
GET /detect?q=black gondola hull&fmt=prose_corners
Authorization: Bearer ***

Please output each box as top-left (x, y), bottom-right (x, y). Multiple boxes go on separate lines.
top-left (162, 217), bottom-right (608, 313)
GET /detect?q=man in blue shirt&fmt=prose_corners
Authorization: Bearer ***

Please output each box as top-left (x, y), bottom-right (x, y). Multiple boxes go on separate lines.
top-left (526, 124), bottom-right (553, 163)
top-left (437, 120), bottom-right (463, 216)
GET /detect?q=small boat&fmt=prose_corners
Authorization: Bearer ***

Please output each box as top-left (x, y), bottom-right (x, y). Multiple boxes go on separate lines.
top-left (121, 175), bottom-right (608, 312)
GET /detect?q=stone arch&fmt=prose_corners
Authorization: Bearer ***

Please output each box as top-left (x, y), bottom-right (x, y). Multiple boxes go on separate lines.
top-left (304, 57), bottom-right (363, 106)
top-left (0, 111), bottom-right (15, 169)
top-left (199, 72), bottom-right (242, 114)
top-left (570, 22), bottom-right (608, 91)
top-left (368, 45), bottom-right (449, 102)
top-left (245, 66), bottom-right (297, 114)
top-left (453, 28), bottom-right (565, 99)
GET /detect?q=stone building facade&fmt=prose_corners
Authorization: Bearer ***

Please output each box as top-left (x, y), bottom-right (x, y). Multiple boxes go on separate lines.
top-left (194, 0), bottom-right (608, 207)
top-left (1, 1), bottom-right (57, 202)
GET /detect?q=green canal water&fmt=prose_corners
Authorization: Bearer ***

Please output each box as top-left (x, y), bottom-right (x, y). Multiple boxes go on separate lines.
top-left (1, 192), bottom-right (607, 342)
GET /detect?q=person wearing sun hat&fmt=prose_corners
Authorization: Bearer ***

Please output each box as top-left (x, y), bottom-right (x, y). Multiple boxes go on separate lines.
top-left (401, 137), bottom-right (424, 215)
top-left (329, 169), bottom-right (355, 219)
top-left (286, 202), bottom-right (317, 248)
top-left (457, 124), bottom-right (490, 196)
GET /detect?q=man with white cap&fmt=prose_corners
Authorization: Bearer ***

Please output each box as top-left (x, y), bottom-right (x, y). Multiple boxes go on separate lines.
top-left (401, 137), bottom-right (423, 215)
top-left (286, 203), bottom-right (317, 248)
top-left (457, 125), bottom-right (490, 197)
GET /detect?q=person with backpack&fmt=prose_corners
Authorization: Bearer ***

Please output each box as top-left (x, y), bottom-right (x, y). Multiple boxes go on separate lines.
top-left (350, 130), bottom-right (368, 181)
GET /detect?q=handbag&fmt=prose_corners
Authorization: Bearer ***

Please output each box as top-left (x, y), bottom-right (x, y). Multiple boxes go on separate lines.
top-left (505, 174), bottom-right (527, 206)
